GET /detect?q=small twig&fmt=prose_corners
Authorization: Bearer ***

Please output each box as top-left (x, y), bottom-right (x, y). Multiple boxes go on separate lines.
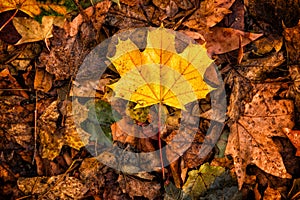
top-left (0, 9), bottom-right (18, 32)
top-left (32, 91), bottom-right (38, 165)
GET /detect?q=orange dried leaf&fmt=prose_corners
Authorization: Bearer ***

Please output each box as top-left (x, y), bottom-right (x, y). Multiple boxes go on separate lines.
top-left (226, 83), bottom-right (294, 189)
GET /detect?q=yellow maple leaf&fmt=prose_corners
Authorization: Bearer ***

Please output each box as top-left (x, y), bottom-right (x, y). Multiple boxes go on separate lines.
top-left (108, 27), bottom-right (214, 110)
top-left (13, 16), bottom-right (64, 46)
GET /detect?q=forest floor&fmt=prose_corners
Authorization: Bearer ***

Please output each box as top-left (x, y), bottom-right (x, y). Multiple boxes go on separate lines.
top-left (0, 0), bottom-right (300, 199)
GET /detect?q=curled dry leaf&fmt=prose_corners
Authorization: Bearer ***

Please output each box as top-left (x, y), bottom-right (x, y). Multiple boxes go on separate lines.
top-left (225, 83), bottom-right (294, 189)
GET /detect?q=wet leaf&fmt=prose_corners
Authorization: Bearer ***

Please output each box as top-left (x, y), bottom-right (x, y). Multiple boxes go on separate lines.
top-left (13, 16), bottom-right (65, 45)
top-left (108, 27), bottom-right (214, 110)
top-left (225, 83), bottom-right (294, 189)
top-left (182, 163), bottom-right (225, 198)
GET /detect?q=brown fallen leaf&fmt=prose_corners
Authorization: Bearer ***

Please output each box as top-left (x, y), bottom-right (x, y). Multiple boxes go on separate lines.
top-left (226, 83), bottom-right (294, 189)
top-left (204, 27), bottom-right (263, 55)
top-left (282, 128), bottom-right (300, 157)
top-left (13, 16), bottom-right (65, 47)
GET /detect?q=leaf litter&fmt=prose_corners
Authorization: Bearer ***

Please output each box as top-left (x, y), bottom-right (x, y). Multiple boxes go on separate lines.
top-left (1, 0), bottom-right (300, 199)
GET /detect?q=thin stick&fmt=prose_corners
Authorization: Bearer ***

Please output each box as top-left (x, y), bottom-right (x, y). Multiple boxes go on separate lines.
top-left (0, 9), bottom-right (18, 32)
top-left (158, 103), bottom-right (165, 180)
top-left (32, 91), bottom-right (38, 164)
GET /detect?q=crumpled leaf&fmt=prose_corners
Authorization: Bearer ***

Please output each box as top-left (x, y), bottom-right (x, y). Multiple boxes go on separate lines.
top-left (13, 16), bottom-right (64, 46)
top-left (182, 163), bottom-right (225, 199)
top-left (225, 83), bottom-right (294, 189)
top-left (282, 128), bottom-right (300, 156)
top-left (17, 175), bottom-right (88, 199)
top-left (183, 0), bottom-right (235, 30)
top-left (108, 27), bottom-right (214, 110)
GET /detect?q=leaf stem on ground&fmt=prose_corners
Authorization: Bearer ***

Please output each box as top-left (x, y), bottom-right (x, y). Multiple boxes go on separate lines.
top-left (0, 9), bottom-right (18, 32)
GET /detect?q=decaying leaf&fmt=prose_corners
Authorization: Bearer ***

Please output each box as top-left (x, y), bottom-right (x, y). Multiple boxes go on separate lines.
top-left (282, 128), bottom-right (300, 157)
top-left (13, 16), bottom-right (65, 46)
top-left (108, 27), bottom-right (214, 110)
top-left (226, 83), bottom-right (294, 189)
top-left (182, 163), bottom-right (225, 198)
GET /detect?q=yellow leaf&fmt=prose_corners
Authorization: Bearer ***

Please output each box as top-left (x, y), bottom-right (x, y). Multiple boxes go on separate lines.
top-left (0, 0), bottom-right (41, 17)
top-left (108, 27), bottom-right (214, 110)
top-left (13, 16), bottom-right (65, 45)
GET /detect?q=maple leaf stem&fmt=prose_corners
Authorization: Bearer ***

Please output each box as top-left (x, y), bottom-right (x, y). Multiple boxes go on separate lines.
top-left (158, 103), bottom-right (165, 180)
top-left (0, 9), bottom-right (18, 32)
